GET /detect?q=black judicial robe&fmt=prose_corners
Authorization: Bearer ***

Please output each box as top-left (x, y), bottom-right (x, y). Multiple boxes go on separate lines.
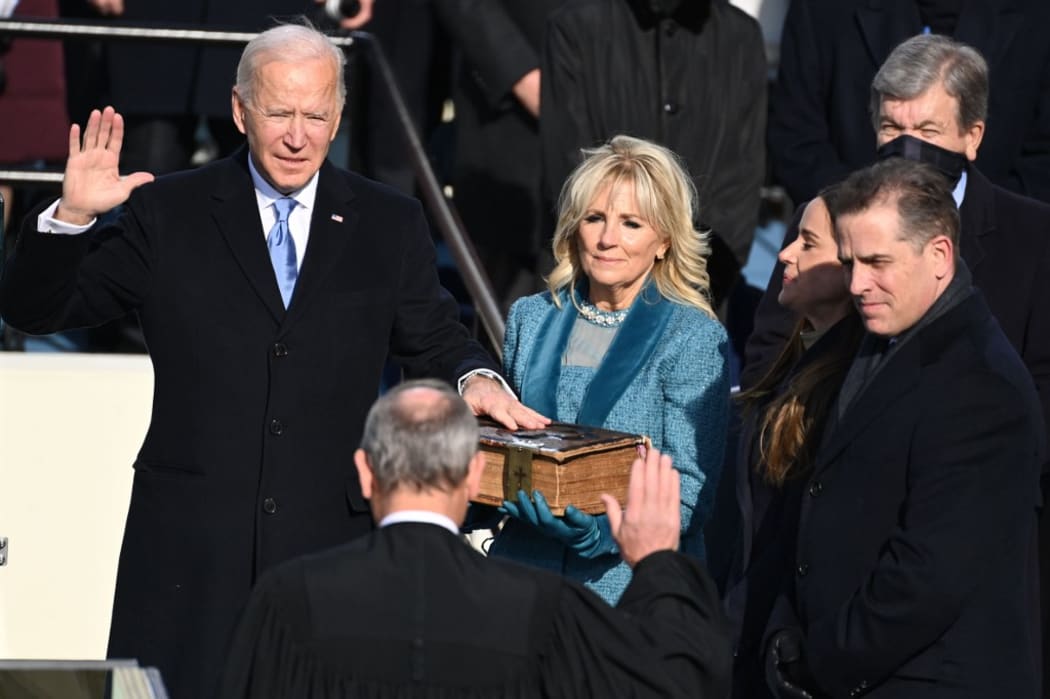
top-left (218, 522), bottom-right (732, 698)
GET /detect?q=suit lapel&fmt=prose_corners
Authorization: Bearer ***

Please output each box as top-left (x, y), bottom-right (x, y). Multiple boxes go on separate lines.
top-left (210, 150), bottom-right (286, 324)
top-left (855, 0), bottom-right (921, 68)
top-left (813, 340), bottom-right (921, 475)
top-left (281, 160), bottom-right (358, 332)
top-left (959, 167), bottom-right (994, 273)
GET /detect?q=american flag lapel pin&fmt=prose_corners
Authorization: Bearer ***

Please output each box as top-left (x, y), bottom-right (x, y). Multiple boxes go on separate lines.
top-left (330, 213), bottom-right (344, 223)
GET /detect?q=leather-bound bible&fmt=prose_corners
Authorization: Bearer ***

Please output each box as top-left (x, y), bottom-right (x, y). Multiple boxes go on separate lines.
top-left (474, 418), bottom-right (647, 515)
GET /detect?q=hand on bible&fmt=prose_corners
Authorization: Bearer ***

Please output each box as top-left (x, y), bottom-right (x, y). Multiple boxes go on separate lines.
top-left (500, 490), bottom-right (616, 558)
top-left (460, 374), bottom-right (549, 430)
top-left (57, 106), bottom-right (154, 226)
top-left (601, 447), bottom-right (680, 568)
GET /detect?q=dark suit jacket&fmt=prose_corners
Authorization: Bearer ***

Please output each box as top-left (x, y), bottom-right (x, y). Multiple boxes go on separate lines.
top-left (768, 0), bottom-right (1050, 204)
top-left (784, 292), bottom-right (1043, 697)
top-left (742, 167), bottom-right (1050, 457)
top-left (541, 0), bottom-right (766, 297)
top-left (433, 0), bottom-right (564, 256)
top-left (219, 522), bottom-right (733, 698)
top-left (0, 152), bottom-right (497, 699)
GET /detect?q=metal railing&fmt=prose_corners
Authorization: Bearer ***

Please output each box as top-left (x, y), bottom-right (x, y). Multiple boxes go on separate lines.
top-left (0, 18), bottom-right (505, 355)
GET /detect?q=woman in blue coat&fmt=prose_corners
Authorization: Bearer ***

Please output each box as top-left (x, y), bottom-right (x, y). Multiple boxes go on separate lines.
top-left (492, 135), bottom-right (730, 603)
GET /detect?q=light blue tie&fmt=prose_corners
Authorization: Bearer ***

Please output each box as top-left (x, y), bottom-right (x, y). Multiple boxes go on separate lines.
top-left (268, 197), bottom-right (298, 308)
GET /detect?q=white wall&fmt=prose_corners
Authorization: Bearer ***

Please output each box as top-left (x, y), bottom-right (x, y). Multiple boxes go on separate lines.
top-left (0, 353), bottom-right (151, 659)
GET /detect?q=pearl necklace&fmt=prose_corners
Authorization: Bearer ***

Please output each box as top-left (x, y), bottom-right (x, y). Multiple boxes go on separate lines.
top-left (577, 297), bottom-right (629, 327)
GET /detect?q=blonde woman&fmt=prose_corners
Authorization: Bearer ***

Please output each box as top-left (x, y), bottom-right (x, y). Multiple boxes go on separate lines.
top-left (494, 135), bottom-right (730, 603)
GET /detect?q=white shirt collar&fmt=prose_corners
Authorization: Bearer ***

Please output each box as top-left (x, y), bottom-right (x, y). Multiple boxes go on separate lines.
top-left (247, 153), bottom-right (320, 216)
top-left (952, 169), bottom-right (968, 209)
top-left (378, 510), bottom-right (460, 535)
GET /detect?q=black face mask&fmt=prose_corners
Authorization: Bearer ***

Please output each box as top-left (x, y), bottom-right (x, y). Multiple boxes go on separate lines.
top-left (877, 134), bottom-right (969, 186)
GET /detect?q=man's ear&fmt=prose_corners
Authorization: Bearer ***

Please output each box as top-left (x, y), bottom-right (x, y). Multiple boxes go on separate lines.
top-left (464, 451), bottom-right (487, 500)
top-left (928, 234), bottom-right (954, 279)
top-left (231, 88), bottom-right (248, 135)
top-left (354, 449), bottom-right (375, 500)
top-left (962, 119), bottom-right (984, 162)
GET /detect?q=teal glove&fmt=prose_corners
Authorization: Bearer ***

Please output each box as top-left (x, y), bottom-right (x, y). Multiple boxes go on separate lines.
top-left (500, 489), bottom-right (617, 558)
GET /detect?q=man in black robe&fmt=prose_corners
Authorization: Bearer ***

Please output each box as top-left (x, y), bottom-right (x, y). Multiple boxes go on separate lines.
top-left (219, 379), bottom-right (732, 698)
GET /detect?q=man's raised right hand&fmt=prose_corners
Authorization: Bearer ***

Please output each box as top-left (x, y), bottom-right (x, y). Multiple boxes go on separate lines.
top-left (56, 106), bottom-right (155, 226)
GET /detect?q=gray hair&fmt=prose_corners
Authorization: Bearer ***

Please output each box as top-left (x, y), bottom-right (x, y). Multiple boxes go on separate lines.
top-left (870, 34), bottom-right (988, 133)
top-left (235, 21), bottom-right (347, 112)
top-left (824, 158), bottom-right (960, 259)
top-left (359, 379), bottom-right (480, 493)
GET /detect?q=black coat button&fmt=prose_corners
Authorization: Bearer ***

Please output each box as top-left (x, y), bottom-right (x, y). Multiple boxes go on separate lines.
top-left (262, 498), bottom-right (277, 514)
top-left (269, 419), bottom-right (284, 435)
top-left (796, 563), bottom-right (809, 578)
top-left (272, 342), bottom-right (288, 358)
top-left (809, 481), bottom-right (823, 497)
top-left (663, 101), bottom-right (679, 115)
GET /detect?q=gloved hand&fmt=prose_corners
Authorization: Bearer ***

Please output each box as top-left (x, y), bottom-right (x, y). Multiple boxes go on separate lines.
top-left (765, 628), bottom-right (817, 699)
top-left (500, 490), bottom-right (617, 558)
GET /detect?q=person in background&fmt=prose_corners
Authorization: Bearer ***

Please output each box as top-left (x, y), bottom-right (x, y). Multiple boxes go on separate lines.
top-left (433, 0), bottom-right (564, 309)
top-left (219, 379), bottom-right (733, 698)
top-left (722, 195), bottom-right (863, 698)
top-left (541, 0), bottom-right (767, 308)
top-left (768, 0), bottom-right (1050, 206)
top-left (491, 135), bottom-right (729, 604)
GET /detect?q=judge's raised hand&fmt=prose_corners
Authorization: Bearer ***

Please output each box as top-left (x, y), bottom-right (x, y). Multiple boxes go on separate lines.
top-left (601, 447), bottom-right (680, 568)
top-left (56, 106), bottom-right (154, 226)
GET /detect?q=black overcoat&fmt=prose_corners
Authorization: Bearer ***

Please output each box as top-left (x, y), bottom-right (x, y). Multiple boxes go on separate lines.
top-left (0, 151), bottom-right (496, 699)
top-left (781, 292), bottom-right (1043, 697)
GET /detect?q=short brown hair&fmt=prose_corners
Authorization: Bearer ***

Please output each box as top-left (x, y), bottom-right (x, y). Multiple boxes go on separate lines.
top-left (824, 159), bottom-right (960, 259)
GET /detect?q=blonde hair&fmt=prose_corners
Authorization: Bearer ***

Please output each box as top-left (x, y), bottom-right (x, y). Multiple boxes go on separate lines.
top-left (547, 135), bottom-right (715, 317)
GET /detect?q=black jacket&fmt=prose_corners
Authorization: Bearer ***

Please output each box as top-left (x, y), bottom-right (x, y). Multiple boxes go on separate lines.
top-left (742, 167), bottom-right (1050, 458)
top-left (541, 0), bottom-right (766, 275)
top-left (780, 292), bottom-right (1043, 697)
top-left (433, 0), bottom-right (564, 255)
top-left (0, 152), bottom-right (496, 699)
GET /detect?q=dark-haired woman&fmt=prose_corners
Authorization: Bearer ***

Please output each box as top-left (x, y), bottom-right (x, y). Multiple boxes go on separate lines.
top-left (723, 196), bottom-right (864, 697)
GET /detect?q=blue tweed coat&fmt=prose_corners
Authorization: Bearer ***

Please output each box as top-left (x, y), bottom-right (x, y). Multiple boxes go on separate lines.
top-left (489, 288), bottom-right (730, 603)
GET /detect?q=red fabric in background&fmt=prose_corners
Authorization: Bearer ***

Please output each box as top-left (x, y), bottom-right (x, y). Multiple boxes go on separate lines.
top-left (0, 0), bottom-right (68, 164)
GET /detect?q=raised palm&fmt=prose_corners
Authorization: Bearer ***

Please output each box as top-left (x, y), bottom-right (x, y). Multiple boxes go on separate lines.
top-left (58, 106), bottom-right (155, 225)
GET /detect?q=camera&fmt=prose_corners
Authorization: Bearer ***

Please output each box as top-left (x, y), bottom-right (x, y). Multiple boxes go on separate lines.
top-left (323, 0), bottom-right (362, 21)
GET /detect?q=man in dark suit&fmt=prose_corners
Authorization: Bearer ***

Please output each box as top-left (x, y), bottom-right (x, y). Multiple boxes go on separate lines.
top-left (433, 0), bottom-right (564, 307)
top-left (764, 158), bottom-right (1043, 698)
top-left (0, 23), bottom-right (545, 699)
top-left (219, 379), bottom-right (732, 698)
top-left (741, 36), bottom-right (1050, 692)
top-left (743, 34), bottom-right (1050, 431)
top-left (768, 0), bottom-right (1050, 206)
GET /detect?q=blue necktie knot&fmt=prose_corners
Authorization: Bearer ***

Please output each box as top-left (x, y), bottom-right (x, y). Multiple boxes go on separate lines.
top-left (268, 197), bottom-right (299, 308)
